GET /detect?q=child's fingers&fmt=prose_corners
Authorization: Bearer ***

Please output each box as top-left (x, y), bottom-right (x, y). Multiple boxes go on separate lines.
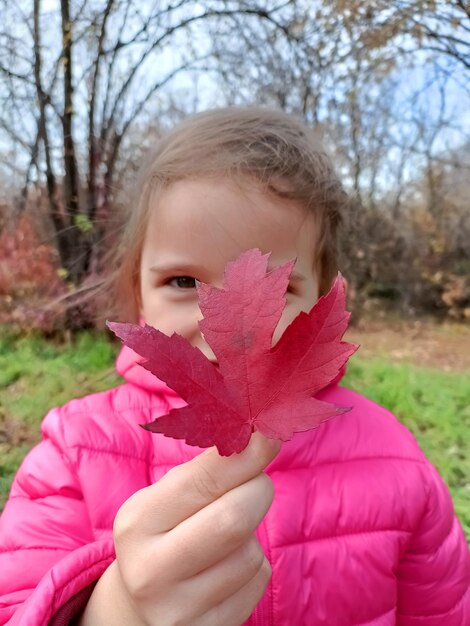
top-left (160, 472), bottom-right (274, 579)
top-left (121, 433), bottom-right (280, 535)
top-left (181, 536), bottom-right (267, 615)
top-left (112, 435), bottom-right (277, 625)
top-left (164, 433), bottom-right (280, 529)
top-left (194, 557), bottom-right (272, 626)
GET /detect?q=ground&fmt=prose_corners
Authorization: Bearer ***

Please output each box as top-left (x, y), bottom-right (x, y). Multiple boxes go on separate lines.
top-left (346, 316), bottom-right (470, 372)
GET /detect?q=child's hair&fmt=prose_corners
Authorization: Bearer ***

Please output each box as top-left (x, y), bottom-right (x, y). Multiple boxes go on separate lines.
top-left (113, 106), bottom-right (351, 322)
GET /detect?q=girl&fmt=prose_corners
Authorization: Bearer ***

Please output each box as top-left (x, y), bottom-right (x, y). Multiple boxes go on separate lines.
top-left (0, 107), bottom-right (468, 626)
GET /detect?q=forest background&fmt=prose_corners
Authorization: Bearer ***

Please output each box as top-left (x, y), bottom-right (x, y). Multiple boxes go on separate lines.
top-left (1, 0), bottom-right (469, 327)
top-left (0, 0), bottom-right (469, 534)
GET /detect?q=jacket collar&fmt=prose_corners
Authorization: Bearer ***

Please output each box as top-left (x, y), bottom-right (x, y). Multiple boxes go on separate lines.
top-left (116, 345), bottom-right (180, 396)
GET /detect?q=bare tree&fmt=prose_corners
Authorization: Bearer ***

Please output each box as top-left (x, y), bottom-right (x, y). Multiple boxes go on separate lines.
top-left (0, 0), bottom-right (299, 292)
top-left (1, 0), bottom-right (469, 323)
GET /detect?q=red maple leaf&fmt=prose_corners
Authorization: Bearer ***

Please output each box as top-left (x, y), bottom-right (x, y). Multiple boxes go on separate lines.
top-left (108, 249), bottom-right (357, 456)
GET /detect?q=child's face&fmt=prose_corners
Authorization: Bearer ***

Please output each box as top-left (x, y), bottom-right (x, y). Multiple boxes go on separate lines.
top-left (140, 178), bottom-right (319, 362)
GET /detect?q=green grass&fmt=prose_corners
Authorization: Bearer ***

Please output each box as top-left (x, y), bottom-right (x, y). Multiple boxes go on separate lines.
top-left (343, 359), bottom-right (470, 539)
top-left (0, 330), bottom-right (121, 508)
top-left (0, 329), bottom-right (469, 541)
top-left (0, 330), bottom-right (120, 426)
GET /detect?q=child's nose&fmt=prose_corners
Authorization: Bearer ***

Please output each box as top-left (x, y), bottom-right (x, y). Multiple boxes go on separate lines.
top-left (196, 338), bottom-right (217, 362)
top-left (191, 309), bottom-right (217, 362)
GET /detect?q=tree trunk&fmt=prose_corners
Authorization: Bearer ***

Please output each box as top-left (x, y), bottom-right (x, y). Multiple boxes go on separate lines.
top-left (60, 0), bottom-right (88, 285)
top-left (33, 0), bottom-right (63, 258)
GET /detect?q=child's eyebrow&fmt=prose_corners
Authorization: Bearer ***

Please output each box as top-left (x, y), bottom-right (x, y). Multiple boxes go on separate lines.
top-left (149, 263), bottom-right (200, 275)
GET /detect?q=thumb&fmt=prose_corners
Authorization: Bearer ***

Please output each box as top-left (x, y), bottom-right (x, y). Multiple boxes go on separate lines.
top-left (135, 434), bottom-right (281, 534)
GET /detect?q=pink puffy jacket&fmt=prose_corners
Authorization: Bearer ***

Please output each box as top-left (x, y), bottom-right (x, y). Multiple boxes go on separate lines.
top-left (1, 346), bottom-right (469, 625)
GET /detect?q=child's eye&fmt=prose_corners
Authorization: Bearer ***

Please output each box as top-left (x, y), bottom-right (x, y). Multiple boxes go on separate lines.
top-left (168, 276), bottom-right (198, 289)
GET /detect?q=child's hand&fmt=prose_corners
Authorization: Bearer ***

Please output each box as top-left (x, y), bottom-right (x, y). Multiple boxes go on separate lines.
top-left (79, 433), bottom-right (280, 626)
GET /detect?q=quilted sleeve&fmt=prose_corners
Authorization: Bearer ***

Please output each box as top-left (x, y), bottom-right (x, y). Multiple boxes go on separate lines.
top-left (396, 461), bottom-right (470, 626)
top-left (0, 408), bottom-right (115, 625)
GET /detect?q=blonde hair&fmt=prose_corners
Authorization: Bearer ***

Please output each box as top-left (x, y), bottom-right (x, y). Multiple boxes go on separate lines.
top-left (113, 106), bottom-right (351, 322)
